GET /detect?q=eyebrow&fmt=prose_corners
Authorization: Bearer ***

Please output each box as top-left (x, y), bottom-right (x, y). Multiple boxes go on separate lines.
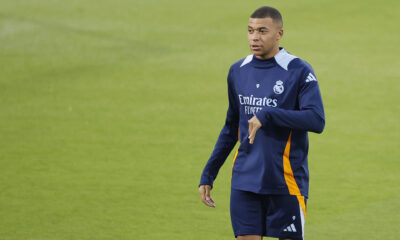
top-left (248, 26), bottom-right (269, 30)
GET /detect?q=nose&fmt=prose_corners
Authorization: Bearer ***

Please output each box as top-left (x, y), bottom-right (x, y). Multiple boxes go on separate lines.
top-left (251, 32), bottom-right (260, 42)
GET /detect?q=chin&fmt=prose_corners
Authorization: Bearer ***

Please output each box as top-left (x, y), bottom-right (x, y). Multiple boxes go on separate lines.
top-left (254, 53), bottom-right (268, 59)
top-left (251, 49), bottom-right (265, 55)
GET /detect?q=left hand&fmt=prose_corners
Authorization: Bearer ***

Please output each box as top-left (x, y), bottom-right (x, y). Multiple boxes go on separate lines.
top-left (248, 115), bottom-right (262, 144)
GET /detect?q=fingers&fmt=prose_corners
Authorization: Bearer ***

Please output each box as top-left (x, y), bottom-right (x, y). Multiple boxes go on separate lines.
top-left (199, 186), bottom-right (207, 205)
top-left (248, 119), bottom-right (253, 137)
top-left (248, 115), bottom-right (262, 144)
top-left (205, 185), bottom-right (216, 207)
top-left (199, 185), bottom-right (215, 207)
top-left (249, 127), bottom-right (257, 144)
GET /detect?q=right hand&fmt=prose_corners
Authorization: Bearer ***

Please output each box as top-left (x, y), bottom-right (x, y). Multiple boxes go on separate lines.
top-left (198, 185), bottom-right (216, 207)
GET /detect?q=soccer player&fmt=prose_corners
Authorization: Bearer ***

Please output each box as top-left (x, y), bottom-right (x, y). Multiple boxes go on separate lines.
top-left (198, 6), bottom-right (325, 240)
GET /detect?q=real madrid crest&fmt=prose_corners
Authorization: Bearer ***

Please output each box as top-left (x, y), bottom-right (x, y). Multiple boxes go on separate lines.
top-left (273, 80), bottom-right (284, 94)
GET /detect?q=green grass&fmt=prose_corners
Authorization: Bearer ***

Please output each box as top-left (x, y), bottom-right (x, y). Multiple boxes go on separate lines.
top-left (1, 0), bottom-right (399, 239)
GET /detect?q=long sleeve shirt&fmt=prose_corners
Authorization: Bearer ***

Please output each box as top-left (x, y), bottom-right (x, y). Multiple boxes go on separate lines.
top-left (199, 48), bottom-right (325, 197)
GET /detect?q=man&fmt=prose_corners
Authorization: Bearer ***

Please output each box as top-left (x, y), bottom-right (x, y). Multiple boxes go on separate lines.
top-left (198, 6), bottom-right (325, 240)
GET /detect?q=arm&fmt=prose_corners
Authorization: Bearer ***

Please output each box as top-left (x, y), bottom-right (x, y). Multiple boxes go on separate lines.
top-left (199, 68), bottom-right (239, 188)
top-left (255, 69), bottom-right (325, 133)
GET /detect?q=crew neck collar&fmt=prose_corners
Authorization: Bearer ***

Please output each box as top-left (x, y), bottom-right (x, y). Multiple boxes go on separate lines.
top-left (240, 47), bottom-right (296, 70)
top-left (249, 48), bottom-right (284, 68)
top-left (253, 47), bottom-right (284, 62)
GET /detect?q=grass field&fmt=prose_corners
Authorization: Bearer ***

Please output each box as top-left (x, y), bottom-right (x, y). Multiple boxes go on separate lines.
top-left (1, 0), bottom-right (399, 239)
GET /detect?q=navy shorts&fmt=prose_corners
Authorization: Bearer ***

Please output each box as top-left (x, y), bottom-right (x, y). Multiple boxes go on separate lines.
top-left (230, 188), bottom-right (307, 240)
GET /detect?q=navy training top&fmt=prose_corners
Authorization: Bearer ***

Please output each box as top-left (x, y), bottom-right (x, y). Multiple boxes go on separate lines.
top-left (199, 48), bottom-right (325, 197)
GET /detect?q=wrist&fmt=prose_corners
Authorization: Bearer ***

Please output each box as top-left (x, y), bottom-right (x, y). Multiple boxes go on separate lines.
top-left (255, 108), bottom-right (271, 126)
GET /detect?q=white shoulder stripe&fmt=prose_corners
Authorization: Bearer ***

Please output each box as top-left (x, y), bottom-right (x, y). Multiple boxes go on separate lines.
top-left (240, 55), bottom-right (253, 67)
top-left (274, 48), bottom-right (297, 70)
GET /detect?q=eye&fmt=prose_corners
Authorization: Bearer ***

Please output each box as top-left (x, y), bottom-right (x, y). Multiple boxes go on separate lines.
top-left (259, 29), bottom-right (267, 34)
top-left (248, 29), bottom-right (253, 33)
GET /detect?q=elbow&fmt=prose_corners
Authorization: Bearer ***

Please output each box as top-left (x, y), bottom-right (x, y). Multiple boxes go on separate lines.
top-left (313, 116), bottom-right (325, 134)
top-left (307, 109), bottom-right (325, 133)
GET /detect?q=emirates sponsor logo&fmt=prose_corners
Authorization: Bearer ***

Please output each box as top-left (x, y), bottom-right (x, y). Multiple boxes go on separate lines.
top-left (238, 94), bottom-right (277, 115)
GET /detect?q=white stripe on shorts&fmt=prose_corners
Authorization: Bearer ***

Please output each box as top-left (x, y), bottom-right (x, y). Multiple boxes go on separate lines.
top-left (299, 203), bottom-right (305, 239)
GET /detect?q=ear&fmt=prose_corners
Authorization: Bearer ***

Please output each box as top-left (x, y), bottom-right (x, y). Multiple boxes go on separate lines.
top-left (277, 28), bottom-right (284, 40)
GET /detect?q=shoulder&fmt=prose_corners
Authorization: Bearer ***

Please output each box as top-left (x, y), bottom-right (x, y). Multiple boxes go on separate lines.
top-left (284, 51), bottom-right (319, 84)
top-left (230, 55), bottom-right (253, 70)
top-left (289, 58), bottom-right (318, 84)
top-left (275, 48), bottom-right (314, 73)
top-left (277, 49), bottom-right (319, 85)
top-left (225, 56), bottom-right (253, 86)
top-left (225, 55), bottom-right (253, 84)
top-left (288, 57), bottom-right (314, 74)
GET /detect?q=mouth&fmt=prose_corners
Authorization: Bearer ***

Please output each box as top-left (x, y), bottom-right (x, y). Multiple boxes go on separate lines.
top-left (251, 45), bottom-right (262, 51)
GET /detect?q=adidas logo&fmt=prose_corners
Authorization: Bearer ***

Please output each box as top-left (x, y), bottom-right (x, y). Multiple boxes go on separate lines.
top-left (283, 223), bottom-right (297, 232)
top-left (305, 72), bottom-right (317, 82)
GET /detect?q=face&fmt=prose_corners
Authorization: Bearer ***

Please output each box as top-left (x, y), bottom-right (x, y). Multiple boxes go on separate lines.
top-left (248, 17), bottom-right (283, 59)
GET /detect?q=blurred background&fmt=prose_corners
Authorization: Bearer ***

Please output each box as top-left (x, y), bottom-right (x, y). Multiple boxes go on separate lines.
top-left (1, 0), bottom-right (399, 239)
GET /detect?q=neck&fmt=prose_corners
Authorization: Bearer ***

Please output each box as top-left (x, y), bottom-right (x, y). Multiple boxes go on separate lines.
top-left (254, 46), bottom-right (280, 60)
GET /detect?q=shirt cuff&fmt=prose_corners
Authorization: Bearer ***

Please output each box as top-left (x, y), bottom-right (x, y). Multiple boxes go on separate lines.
top-left (255, 108), bottom-right (271, 126)
top-left (199, 174), bottom-right (214, 188)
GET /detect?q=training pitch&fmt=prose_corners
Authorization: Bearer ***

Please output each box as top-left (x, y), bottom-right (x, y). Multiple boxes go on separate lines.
top-left (0, 0), bottom-right (399, 239)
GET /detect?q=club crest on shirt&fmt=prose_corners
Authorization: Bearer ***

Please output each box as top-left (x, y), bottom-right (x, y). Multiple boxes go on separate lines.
top-left (256, 83), bottom-right (260, 88)
top-left (273, 80), bottom-right (284, 94)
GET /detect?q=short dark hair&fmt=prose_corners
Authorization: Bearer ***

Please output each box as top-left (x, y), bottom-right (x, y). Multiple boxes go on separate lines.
top-left (250, 6), bottom-right (283, 27)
